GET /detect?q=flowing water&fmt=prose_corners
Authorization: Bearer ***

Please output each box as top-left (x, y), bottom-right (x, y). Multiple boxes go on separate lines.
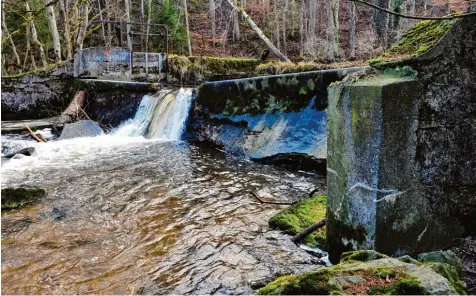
top-left (1, 88), bottom-right (326, 294)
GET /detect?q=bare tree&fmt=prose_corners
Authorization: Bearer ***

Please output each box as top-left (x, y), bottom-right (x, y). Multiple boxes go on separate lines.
top-left (58, 0), bottom-right (73, 60)
top-left (327, 0), bottom-right (340, 60)
top-left (76, 3), bottom-right (89, 51)
top-left (26, 0), bottom-right (47, 66)
top-left (124, 0), bottom-right (132, 50)
top-left (210, 0), bottom-right (216, 46)
top-left (348, 1), bottom-right (356, 59)
top-left (183, 0), bottom-right (192, 56)
top-left (1, 2), bottom-right (21, 66)
top-left (225, 0), bottom-right (290, 61)
top-left (44, 0), bottom-right (62, 61)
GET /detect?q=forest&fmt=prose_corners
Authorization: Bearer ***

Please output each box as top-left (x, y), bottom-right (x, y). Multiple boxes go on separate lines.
top-left (1, 0), bottom-right (473, 75)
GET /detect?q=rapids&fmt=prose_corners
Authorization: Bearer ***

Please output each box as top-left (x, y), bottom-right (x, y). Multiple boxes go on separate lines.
top-left (1, 88), bottom-right (326, 294)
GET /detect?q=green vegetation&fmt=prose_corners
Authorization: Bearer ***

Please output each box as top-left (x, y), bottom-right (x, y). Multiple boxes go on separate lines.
top-left (256, 257), bottom-right (425, 295)
top-left (369, 18), bottom-right (458, 69)
top-left (168, 55), bottom-right (264, 83)
top-left (1, 187), bottom-right (46, 210)
top-left (340, 250), bottom-right (388, 263)
top-left (152, 0), bottom-right (187, 53)
top-left (425, 262), bottom-right (466, 295)
top-left (268, 195), bottom-right (327, 249)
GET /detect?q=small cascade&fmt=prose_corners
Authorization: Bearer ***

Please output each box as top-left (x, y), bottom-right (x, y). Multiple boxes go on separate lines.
top-left (114, 88), bottom-right (193, 140)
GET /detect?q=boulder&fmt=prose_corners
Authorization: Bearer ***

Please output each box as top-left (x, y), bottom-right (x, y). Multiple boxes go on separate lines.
top-left (59, 120), bottom-right (103, 140)
top-left (257, 250), bottom-right (466, 295)
top-left (1, 186), bottom-right (46, 210)
top-left (3, 147), bottom-right (35, 158)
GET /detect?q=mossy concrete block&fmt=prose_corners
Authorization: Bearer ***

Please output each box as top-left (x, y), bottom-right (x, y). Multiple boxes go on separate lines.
top-left (257, 256), bottom-right (464, 295)
top-left (327, 74), bottom-right (437, 263)
top-left (1, 187), bottom-right (46, 210)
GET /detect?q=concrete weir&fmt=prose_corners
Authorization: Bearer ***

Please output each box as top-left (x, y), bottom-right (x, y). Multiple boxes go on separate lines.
top-left (189, 67), bottom-right (366, 169)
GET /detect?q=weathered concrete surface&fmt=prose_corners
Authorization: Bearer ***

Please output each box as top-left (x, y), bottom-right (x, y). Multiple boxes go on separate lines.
top-left (1, 64), bottom-right (75, 120)
top-left (74, 47), bottom-right (131, 80)
top-left (188, 67), bottom-right (366, 166)
top-left (132, 52), bottom-right (167, 82)
top-left (327, 17), bottom-right (476, 263)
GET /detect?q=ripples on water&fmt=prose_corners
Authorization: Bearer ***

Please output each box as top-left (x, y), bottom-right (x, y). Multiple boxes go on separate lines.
top-left (1, 135), bottom-right (326, 294)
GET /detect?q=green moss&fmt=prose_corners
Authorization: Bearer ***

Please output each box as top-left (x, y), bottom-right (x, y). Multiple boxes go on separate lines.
top-left (257, 261), bottom-right (424, 295)
top-left (256, 268), bottom-right (340, 295)
top-left (1, 187), bottom-right (46, 210)
top-left (341, 250), bottom-right (388, 263)
top-left (368, 18), bottom-right (458, 69)
top-left (424, 262), bottom-right (466, 295)
top-left (369, 276), bottom-right (425, 295)
top-left (1, 60), bottom-right (71, 79)
top-left (268, 195), bottom-right (327, 249)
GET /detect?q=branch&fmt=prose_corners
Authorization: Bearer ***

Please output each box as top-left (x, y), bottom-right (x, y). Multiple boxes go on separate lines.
top-left (249, 191), bottom-right (298, 205)
top-left (350, 0), bottom-right (476, 20)
top-left (291, 219), bottom-right (326, 244)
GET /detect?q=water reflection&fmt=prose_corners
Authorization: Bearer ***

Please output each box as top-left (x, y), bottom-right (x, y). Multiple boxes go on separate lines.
top-left (2, 136), bottom-right (325, 294)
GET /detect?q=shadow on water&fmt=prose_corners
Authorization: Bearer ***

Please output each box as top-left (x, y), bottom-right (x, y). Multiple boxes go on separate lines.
top-left (2, 136), bottom-right (325, 294)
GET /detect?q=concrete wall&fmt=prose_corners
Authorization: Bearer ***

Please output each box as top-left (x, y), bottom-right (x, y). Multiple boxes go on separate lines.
top-left (74, 47), bottom-right (132, 80)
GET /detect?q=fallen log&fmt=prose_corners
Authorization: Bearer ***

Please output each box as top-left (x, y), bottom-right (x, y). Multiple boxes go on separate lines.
top-left (291, 218), bottom-right (327, 244)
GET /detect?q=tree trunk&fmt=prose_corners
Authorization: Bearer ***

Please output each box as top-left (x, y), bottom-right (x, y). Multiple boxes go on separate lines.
top-left (282, 0), bottom-right (287, 55)
top-left (26, 0), bottom-right (47, 67)
top-left (96, 0), bottom-right (108, 46)
top-left (226, 0), bottom-right (290, 61)
top-left (58, 0), bottom-right (73, 60)
top-left (183, 0), bottom-right (192, 56)
top-left (1, 3), bottom-right (21, 66)
top-left (327, 0), bottom-right (340, 60)
top-left (124, 0), bottom-right (132, 51)
top-left (23, 25), bottom-right (31, 69)
top-left (45, 0), bottom-right (62, 61)
top-left (274, 0), bottom-right (280, 50)
top-left (348, 1), bottom-right (356, 59)
top-left (210, 0), bottom-right (216, 46)
top-left (75, 3), bottom-right (89, 51)
top-left (146, 0), bottom-right (152, 50)
top-left (233, 10), bottom-right (240, 41)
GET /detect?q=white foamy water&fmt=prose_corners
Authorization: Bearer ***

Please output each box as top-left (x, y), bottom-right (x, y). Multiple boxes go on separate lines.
top-left (113, 88), bottom-right (193, 140)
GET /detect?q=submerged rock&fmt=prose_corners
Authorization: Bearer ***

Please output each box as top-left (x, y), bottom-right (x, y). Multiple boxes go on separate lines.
top-left (268, 195), bottom-right (327, 249)
top-left (3, 147), bottom-right (35, 158)
top-left (59, 120), bottom-right (103, 140)
top-left (1, 186), bottom-right (46, 210)
top-left (257, 250), bottom-right (467, 295)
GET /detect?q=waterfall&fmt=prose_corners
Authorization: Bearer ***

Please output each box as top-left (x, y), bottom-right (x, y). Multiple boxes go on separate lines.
top-left (114, 88), bottom-right (193, 140)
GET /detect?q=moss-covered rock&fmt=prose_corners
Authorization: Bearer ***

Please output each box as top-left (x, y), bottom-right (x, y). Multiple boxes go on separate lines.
top-left (368, 18), bottom-right (459, 69)
top-left (268, 195), bottom-right (327, 249)
top-left (256, 254), bottom-right (467, 295)
top-left (1, 187), bottom-right (46, 210)
top-left (340, 250), bottom-right (388, 263)
top-left (417, 251), bottom-right (463, 274)
top-left (257, 257), bottom-right (433, 295)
